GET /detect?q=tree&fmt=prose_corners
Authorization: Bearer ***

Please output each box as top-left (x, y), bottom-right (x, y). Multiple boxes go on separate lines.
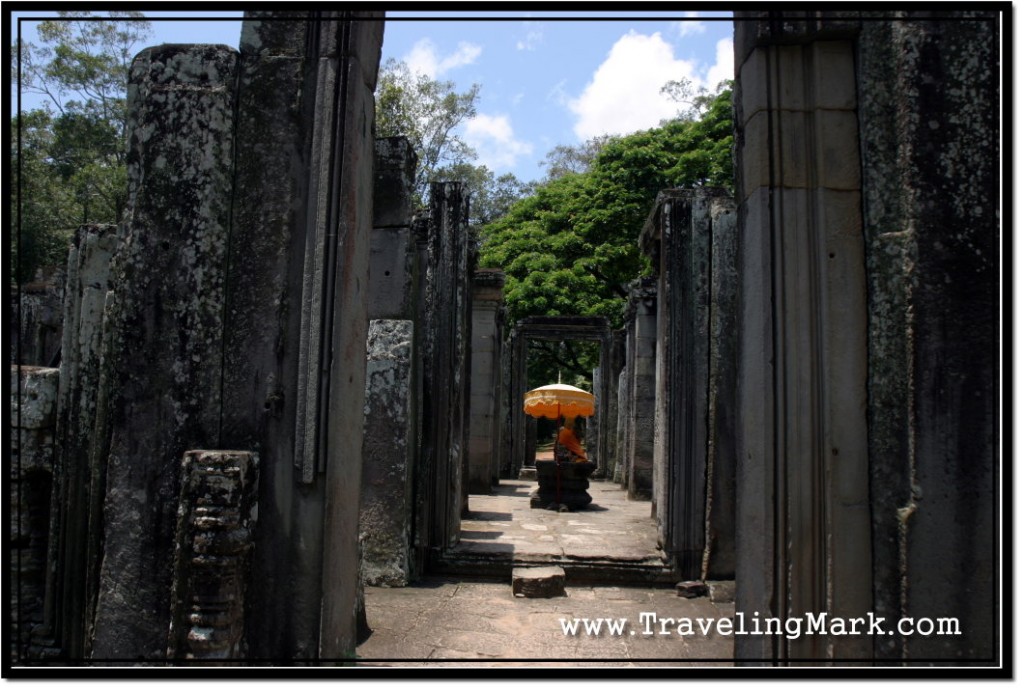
top-left (660, 76), bottom-right (730, 122)
top-left (374, 58), bottom-right (534, 224)
top-left (539, 135), bottom-right (613, 181)
top-left (11, 110), bottom-right (80, 282)
top-left (434, 161), bottom-right (536, 226)
top-left (12, 12), bottom-right (151, 282)
top-left (375, 58), bottom-right (480, 206)
top-left (479, 87), bottom-right (734, 331)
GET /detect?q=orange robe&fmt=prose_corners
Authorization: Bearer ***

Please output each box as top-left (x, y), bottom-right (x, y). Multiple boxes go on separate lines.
top-left (557, 426), bottom-right (588, 461)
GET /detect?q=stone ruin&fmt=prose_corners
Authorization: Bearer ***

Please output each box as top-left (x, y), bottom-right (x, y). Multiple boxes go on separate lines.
top-left (9, 10), bottom-right (999, 668)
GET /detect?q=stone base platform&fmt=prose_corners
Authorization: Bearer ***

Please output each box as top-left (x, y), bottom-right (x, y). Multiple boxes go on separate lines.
top-left (529, 460), bottom-right (596, 510)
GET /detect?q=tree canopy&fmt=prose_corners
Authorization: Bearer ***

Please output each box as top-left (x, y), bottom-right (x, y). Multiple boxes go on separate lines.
top-left (479, 86), bottom-right (734, 336)
top-left (12, 12), bottom-right (150, 282)
top-left (374, 57), bottom-right (534, 226)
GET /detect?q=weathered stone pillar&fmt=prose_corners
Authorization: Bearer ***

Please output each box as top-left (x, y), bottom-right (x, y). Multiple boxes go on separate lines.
top-left (358, 320), bottom-right (415, 586)
top-left (216, 13), bottom-right (384, 660)
top-left (704, 198), bottom-right (738, 580)
top-left (856, 15), bottom-right (998, 663)
top-left (734, 20), bottom-right (872, 660)
top-left (642, 189), bottom-right (737, 580)
top-left (615, 312), bottom-right (636, 487)
top-left (467, 269), bottom-right (506, 493)
top-left (90, 44), bottom-right (238, 661)
top-left (625, 279), bottom-right (657, 500)
top-left (603, 330), bottom-right (625, 481)
top-left (359, 137), bottom-right (419, 588)
top-left (36, 223), bottom-right (117, 661)
top-left (418, 182), bottom-right (473, 560)
top-left (368, 137), bottom-right (419, 321)
top-left (11, 366), bottom-right (59, 661)
top-left (12, 270), bottom-right (65, 367)
top-left (167, 450), bottom-right (258, 661)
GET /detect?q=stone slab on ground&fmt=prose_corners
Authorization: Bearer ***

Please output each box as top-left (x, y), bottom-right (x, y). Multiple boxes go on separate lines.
top-left (676, 581), bottom-right (708, 598)
top-left (512, 566), bottom-right (566, 598)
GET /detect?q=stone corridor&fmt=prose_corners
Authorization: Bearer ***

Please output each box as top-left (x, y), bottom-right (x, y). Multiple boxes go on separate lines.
top-left (355, 479), bottom-right (734, 666)
top-left (439, 479), bottom-right (676, 583)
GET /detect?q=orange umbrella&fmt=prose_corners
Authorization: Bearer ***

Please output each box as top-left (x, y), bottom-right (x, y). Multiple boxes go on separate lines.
top-left (522, 383), bottom-right (595, 420)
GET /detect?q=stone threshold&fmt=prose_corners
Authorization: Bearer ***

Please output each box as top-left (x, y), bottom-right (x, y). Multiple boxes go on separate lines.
top-left (430, 550), bottom-right (680, 585)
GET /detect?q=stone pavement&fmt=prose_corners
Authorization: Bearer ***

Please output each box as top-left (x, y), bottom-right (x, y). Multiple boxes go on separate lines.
top-left (356, 577), bottom-right (735, 667)
top-left (435, 479), bottom-right (678, 583)
top-left (356, 478), bottom-right (735, 667)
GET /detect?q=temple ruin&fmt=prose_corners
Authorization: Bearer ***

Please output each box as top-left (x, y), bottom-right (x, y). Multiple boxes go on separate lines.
top-left (9, 10), bottom-right (1000, 669)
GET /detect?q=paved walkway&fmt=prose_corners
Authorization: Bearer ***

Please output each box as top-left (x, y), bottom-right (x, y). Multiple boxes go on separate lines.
top-left (356, 478), bottom-right (735, 667)
top-left (357, 577), bottom-right (735, 667)
top-left (452, 478), bottom-right (663, 563)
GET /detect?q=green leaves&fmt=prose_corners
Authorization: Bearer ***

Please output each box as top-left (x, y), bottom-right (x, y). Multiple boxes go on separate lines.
top-left (479, 88), bottom-right (734, 332)
top-left (12, 12), bottom-right (151, 282)
top-left (375, 58), bottom-right (481, 206)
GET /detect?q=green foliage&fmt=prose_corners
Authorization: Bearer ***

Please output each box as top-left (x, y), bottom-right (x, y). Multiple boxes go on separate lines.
top-left (433, 162), bottom-right (536, 226)
top-left (12, 12), bottom-right (150, 282)
top-left (540, 135), bottom-right (612, 181)
top-left (479, 87), bottom-right (734, 382)
top-left (374, 58), bottom-right (533, 224)
top-left (375, 58), bottom-right (480, 206)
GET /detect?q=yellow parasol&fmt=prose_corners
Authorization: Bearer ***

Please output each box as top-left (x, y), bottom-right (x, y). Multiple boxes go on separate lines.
top-left (522, 383), bottom-right (595, 420)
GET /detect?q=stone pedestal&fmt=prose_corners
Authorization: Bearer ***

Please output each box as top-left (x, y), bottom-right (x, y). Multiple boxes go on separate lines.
top-left (529, 460), bottom-right (596, 510)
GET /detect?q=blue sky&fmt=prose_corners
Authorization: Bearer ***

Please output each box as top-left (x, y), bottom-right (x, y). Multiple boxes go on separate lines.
top-left (12, 10), bottom-right (734, 184)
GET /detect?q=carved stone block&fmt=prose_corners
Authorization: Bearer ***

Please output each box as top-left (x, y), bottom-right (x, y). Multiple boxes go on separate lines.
top-left (168, 450), bottom-right (258, 661)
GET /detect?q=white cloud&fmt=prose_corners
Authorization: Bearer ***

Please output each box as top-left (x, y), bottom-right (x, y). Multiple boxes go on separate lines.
top-left (404, 38), bottom-right (482, 79)
top-left (464, 113), bottom-right (534, 172)
top-left (547, 79), bottom-right (570, 107)
top-left (569, 31), bottom-right (700, 140)
top-left (673, 12), bottom-right (706, 37)
top-left (516, 22), bottom-right (544, 51)
top-left (704, 37), bottom-right (734, 90)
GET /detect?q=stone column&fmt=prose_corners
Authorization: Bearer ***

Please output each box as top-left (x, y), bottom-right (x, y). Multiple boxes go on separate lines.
top-left (419, 182), bottom-right (473, 556)
top-left (11, 366), bottom-right (59, 661)
top-left (36, 223), bottom-right (117, 660)
top-left (368, 137), bottom-right (418, 321)
top-left (733, 16), bottom-right (871, 661)
top-left (216, 13), bottom-right (384, 660)
top-left (90, 44), bottom-right (238, 661)
top-left (603, 330), bottom-right (625, 481)
top-left (856, 16), bottom-right (998, 663)
top-left (467, 269), bottom-right (506, 494)
top-left (615, 311), bottom-right (636, 487)
top-left (704, 198), bottom-right (738, 580)
top-left (641, 189), bottom-right (736, 580)
top-left (626, 279), bottom-right (657, 500)
top-left (358, 321), bottom-right (416, 586)
top-left (13, 270), bottom-right (64, 367)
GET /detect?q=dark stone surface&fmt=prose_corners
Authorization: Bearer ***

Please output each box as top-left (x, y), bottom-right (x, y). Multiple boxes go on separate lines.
top-left (167, 450), bottom-right (259, 660)
top-left (512, 566), bottom-right (566, 598)
top-left (529, 460), bottom-right (596, 510)
top-left (90, 44), bottom-right (239, 661)
top-left (676, 581), bottom-right (707, 599)
top-left (39, 224), bottom-right (117, 660)
top-left (359, 320), bottom-right (415, 587)
top-left (11, 366), bottom-right (59, 661)
top-left (733, 11), bottom-right (998, 664)
top-left (857, 15), bottom-right (998, 662)
top-left (12, 267), bottom-right (65, 368)
top-left (415, 182), bottom-right (474, 571)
